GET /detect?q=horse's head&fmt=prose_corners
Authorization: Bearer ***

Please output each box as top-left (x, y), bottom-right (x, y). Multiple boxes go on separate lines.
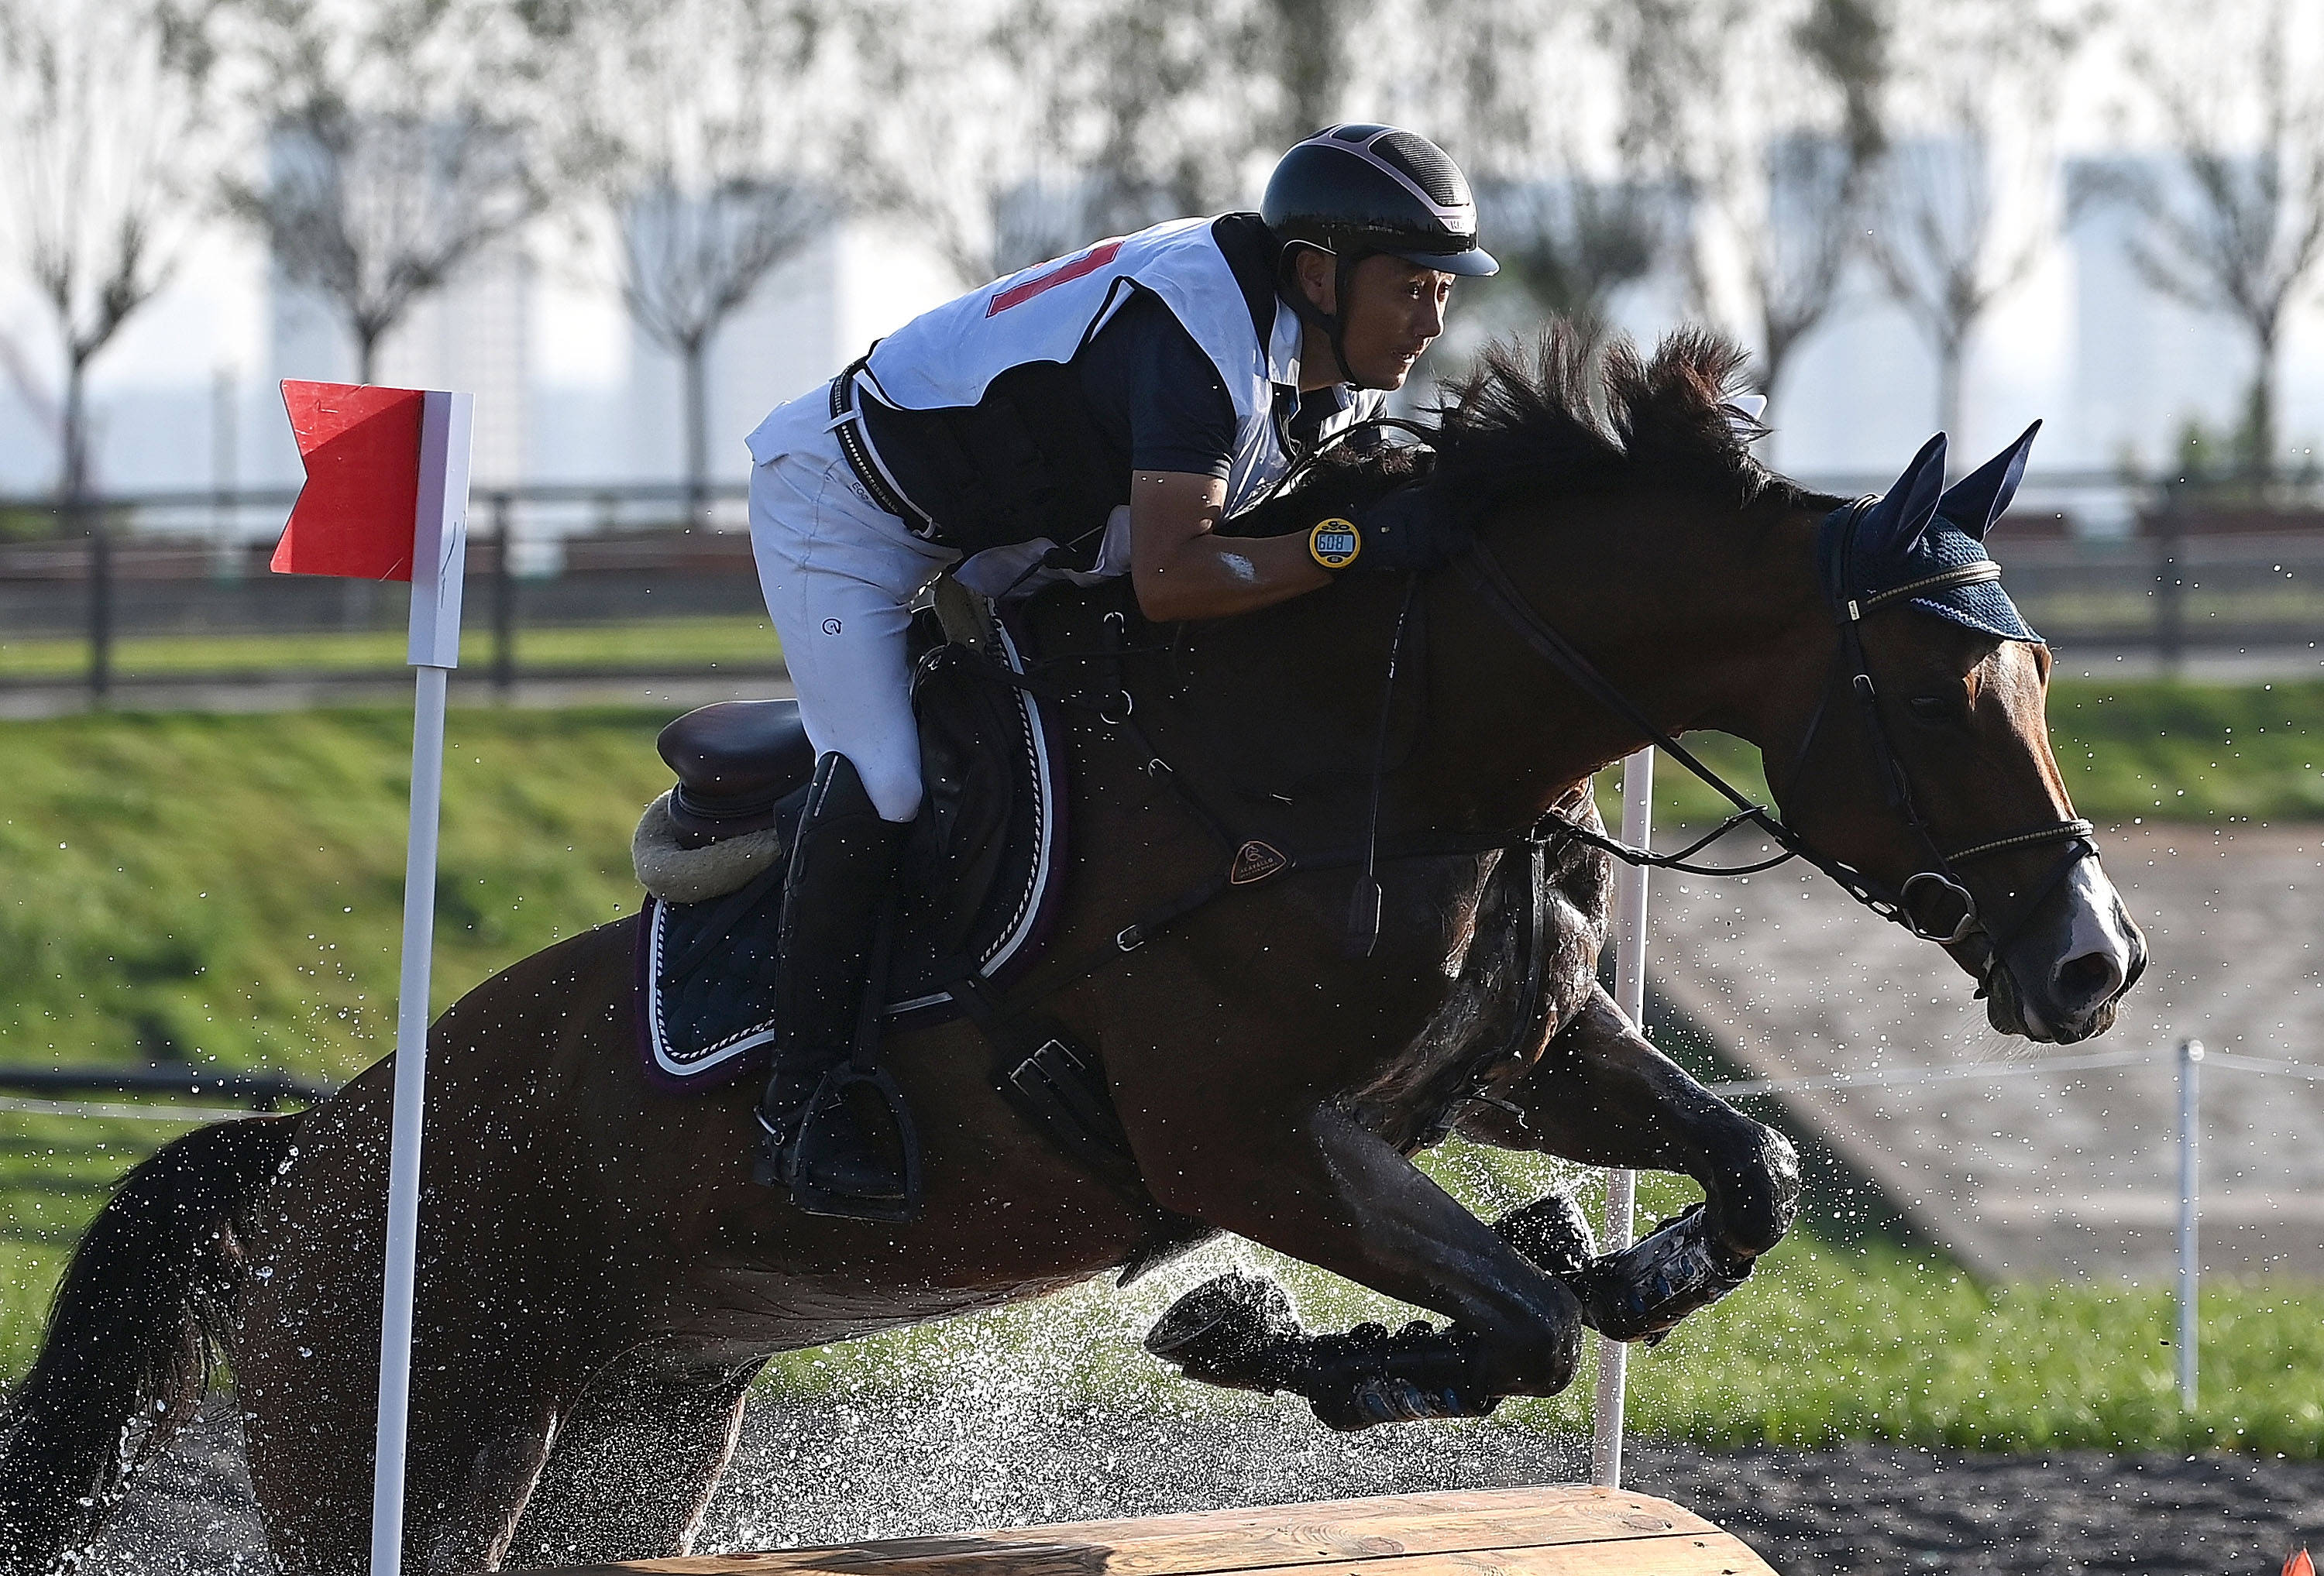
top-left (1759, 425), bottom-right (2147, 1043)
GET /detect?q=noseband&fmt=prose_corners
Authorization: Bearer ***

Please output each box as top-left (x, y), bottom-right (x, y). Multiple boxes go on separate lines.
top-left (1453, 498), bottom-right (2096, 964)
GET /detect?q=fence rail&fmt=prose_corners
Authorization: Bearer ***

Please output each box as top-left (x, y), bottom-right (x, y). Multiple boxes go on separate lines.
top-left (7, 473), bottom-right (2324, 703)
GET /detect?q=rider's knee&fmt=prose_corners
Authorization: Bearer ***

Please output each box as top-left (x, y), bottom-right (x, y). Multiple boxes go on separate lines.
top-left (858, 762), bottom-right (923, 825)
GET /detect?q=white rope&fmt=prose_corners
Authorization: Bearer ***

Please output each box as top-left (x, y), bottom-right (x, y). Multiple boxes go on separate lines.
top-left (0, 1093), bottom-right (289, 1124)
top-left (2195, 1049), bottom-right (2324, 1081)
top-left (1707, 1047), bottom-right (2145, 1097)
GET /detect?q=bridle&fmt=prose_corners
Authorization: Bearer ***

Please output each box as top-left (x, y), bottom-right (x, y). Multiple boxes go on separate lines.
top-left (1453, 496), bottom-right (2098, 969)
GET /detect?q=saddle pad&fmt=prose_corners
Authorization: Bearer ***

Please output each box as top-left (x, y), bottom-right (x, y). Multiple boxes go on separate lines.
top-left (636, 615), bottom-right (1067, 1092)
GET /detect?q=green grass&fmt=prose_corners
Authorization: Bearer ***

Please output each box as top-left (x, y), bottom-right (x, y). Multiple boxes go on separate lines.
top-left (1605, 677), bottom-right (2324, 828)
top-left (0, 614), bottom-right (782, 681)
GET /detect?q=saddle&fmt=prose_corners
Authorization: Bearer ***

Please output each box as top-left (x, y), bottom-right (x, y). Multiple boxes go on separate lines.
top-left (634, 596), bottom-right (1068, 1092)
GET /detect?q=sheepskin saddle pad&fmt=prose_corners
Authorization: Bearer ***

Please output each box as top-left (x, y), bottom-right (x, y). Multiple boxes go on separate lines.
top-left (633, 603), bottom-right (1066, 1092)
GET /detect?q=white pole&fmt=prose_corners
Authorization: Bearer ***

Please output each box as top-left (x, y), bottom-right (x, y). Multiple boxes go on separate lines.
top-left (370, 392), bottom-right (471, 1576)
top-left (2175, 1037), bottom-right (2202, 1411)
top-left (1592, 745), bottom-right (1653, 1489)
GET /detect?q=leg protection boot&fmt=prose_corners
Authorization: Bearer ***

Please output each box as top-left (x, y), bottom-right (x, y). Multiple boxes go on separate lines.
top-left (751, 752), bottom-right (913, 1212)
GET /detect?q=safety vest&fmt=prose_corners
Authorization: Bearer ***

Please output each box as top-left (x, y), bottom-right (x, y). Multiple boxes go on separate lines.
top-left (827, 215), bottom-right (1378, 558)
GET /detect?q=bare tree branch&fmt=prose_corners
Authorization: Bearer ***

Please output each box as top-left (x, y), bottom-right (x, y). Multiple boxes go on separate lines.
top-left (543, 0), bottom-right (837, 509)
top-left (0, 0), bottom-right (220, 499)
top-left (1604, 0), bottom-right (1890, 406)
top-left (1865, 0), bottom-right (2085, 445)
top-left (218, 0), bottom-right (547, 384)
top-left (2089, 0), bottom-right (2324, 482)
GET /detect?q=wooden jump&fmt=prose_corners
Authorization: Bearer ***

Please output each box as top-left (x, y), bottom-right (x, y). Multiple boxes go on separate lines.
top-left (541, 1483), bottom-right (1779, 1576)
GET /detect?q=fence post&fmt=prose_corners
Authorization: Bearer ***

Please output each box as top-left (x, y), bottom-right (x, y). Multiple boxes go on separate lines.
top-left (2175, 1037), bottom-right (2202, 1409)
top-left (1591, 747), bottom-right (1654, 1490)
top-left (83, 500), bottom-right (112, 705)
top-left (2154, 481), bottom-right (2185, 675)
top-left (492, 492), bottom-right (516, 699)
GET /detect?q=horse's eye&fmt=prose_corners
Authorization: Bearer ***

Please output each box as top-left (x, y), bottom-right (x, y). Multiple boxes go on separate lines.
top-left (1906, 695), bottom-right (1957, 723)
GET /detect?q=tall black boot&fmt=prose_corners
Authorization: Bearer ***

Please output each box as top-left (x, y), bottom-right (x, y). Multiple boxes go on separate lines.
top-left (751, 752), bottom-right (913, 1212)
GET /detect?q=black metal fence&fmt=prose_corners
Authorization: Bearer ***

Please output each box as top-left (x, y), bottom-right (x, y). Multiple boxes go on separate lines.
top-left (5, 473), bottom-right (2322, 704)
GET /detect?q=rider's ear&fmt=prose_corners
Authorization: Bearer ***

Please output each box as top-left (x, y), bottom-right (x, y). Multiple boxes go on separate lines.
top-left (1860, 432), bottom-right (1949, 558)
top-left (1936, 420), bottom-right (2041, 541)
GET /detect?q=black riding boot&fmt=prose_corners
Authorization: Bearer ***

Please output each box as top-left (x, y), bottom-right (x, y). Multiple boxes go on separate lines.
top-left (751, 752), bottom-right (913, 1212)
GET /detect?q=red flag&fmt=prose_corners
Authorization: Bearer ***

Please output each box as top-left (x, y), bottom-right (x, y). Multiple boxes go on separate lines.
top-left (271, 381), bottom-right (426, 581)
top-left (2287, 1550), bottom-right (2314, 1576)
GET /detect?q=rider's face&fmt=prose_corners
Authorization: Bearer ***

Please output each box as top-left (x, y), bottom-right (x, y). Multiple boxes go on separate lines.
top-left (1307, 254), bottom-right (1454, 389)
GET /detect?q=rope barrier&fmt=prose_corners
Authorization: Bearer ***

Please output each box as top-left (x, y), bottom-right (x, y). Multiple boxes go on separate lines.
top-left (1707, 1046), bottom-right (2145, 1097)
top-left (0, 1093), bottom-right (288, 1124)
top-left (2192, 1049), bottom-right (2324, 1080)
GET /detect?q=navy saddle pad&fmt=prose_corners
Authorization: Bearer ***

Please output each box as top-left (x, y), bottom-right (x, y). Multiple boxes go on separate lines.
top-left (637, 611), bottom-right (1067, 1091)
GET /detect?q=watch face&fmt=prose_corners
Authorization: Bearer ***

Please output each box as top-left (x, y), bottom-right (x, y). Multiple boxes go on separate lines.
top-left (1310, 519), bottom-right (1360, 568)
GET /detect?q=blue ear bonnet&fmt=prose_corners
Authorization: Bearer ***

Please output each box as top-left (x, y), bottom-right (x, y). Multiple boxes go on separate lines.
top-left (1875, 520), bottom-right (2041, 642)
top-left (1820, 423), bottom-right (2044, 644)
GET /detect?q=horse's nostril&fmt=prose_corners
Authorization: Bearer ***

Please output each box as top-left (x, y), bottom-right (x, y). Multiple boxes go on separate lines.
top-left (2054, 950), bottom-right (2124, 1005)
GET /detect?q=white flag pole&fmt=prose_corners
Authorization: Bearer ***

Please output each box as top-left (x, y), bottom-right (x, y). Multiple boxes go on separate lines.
top-left (1590, 745), bottom-right (1653, 1489)
top-left (370, 391), bottom-right (473, 1576)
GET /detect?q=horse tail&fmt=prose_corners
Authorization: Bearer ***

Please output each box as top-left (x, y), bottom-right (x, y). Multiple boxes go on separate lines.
top-left (0, 1111), bottom-right (303, 1574)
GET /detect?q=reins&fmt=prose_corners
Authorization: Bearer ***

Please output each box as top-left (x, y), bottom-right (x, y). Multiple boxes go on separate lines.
top-left (1456, 495), bottom-right (2097, 963)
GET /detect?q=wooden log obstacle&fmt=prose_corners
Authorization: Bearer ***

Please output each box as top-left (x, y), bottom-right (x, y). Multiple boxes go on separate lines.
top-left (538, 1483), bottom-right (1779, 1576)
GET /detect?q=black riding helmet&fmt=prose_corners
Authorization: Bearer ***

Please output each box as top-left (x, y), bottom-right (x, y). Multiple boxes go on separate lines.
top-left (1261, 124), bottom-right (1497, 389)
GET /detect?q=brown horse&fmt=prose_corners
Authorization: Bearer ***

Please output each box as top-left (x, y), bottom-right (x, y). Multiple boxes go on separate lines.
top-left (0, 328), bottom-right (2143, 1574)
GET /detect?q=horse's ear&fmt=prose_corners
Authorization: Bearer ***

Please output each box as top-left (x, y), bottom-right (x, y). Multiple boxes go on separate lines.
top-left (1937, 420), bottom-right (2041, 541)
top-left (1859, 433), bottom-right (1949, 558)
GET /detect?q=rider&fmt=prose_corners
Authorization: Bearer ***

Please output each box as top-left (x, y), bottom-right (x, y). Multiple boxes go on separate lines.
top-left (742, 123), bottom-right (1497, 1214)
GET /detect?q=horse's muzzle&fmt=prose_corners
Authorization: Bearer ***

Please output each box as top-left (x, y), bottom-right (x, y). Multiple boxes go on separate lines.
top-left (1989, 859), bottom-right (2147, 1043)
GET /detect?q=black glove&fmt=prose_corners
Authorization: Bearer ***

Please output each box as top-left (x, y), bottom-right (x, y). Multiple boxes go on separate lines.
top-left (1306, 482), bottom-right (1468, 574)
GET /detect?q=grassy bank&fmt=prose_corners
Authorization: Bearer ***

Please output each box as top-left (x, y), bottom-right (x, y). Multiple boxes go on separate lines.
top-left (5, 678), bottom-right (2315, 1075)
top-left (0, 613), bottom-right (780, 682)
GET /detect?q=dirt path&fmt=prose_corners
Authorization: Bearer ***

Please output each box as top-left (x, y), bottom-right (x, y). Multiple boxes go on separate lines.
top-left (90, 1403), bottom-right (2322, 1574)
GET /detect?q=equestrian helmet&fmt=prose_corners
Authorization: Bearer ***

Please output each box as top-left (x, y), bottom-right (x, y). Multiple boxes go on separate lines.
top-left (1261, 124), bottom-right (1498, 276)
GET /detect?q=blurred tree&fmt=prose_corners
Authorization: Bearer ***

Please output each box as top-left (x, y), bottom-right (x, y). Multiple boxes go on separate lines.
top-left (1607, 0), bottom-right (1889, 409)
top-left (541, 0), bottom-right (834, 520)
top-left (218, 0), bottom-right (546, 386)
top-left (1865, 2), bottom-right (2086, 450)
top-left (2094, 2), bottom-right (2324, 487)
top-left (843, 0), bottom-right (1098, 285)
top-left (0, 0), bottom-right (222, 503)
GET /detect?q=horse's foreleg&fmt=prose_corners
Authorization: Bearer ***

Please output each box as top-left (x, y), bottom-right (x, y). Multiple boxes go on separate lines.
top-left (1459, 982), bottom-right (1800, 1259)
top-left (1131, 1080), bottom-right (1583, 1418)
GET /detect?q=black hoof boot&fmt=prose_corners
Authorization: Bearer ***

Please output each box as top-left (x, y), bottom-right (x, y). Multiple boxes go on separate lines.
top-left (1578, 1201), bottom-right (1753, 1343)
top-left (1146, 1273), bottom-right (1503, 1431)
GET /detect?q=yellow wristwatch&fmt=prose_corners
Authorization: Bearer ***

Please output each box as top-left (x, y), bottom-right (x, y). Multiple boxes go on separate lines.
top-left (1308, 518), bottom-right (1360, 569)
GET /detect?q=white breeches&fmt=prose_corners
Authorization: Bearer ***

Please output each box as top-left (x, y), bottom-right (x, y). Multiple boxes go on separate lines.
top-left (748, 396), bottom-right (957, 824)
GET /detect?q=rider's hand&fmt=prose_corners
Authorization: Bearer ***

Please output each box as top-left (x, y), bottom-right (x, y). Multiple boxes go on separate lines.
top-left (1307, 483), bottom-right (1469, 575)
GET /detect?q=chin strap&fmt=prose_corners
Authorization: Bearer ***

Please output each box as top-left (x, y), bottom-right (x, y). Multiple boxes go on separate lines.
top-left (1282, 243), bottom-right (1386, 393)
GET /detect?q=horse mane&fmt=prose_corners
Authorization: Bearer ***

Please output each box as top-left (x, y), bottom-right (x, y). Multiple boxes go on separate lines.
top-left (1239, 322), bottom-right (1818, 534)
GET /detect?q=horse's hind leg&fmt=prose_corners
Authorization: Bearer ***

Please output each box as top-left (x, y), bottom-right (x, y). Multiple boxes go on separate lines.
top-left (502, 1349), bottom-right (760, 1568)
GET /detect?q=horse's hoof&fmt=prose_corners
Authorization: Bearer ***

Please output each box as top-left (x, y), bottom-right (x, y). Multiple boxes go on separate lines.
top-left (1581, 1201), bottom-right (1753, 1343)
top-left (1145, 1272), bottom-right (1301, 1391)
top-left (1493, 1190), bottom-right (1597, 1276)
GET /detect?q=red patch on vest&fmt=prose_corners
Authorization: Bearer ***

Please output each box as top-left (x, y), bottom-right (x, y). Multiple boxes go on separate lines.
top-left (985, 240), bottom-right (1125, 317)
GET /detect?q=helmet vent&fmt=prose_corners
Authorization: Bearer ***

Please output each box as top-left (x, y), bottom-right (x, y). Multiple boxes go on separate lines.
top-left (1373, 132), bottom-right (1466, 208)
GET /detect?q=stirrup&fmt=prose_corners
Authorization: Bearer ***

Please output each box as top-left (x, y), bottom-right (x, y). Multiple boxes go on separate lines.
top-left (783, 1064), bottom-right (923, 1224)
